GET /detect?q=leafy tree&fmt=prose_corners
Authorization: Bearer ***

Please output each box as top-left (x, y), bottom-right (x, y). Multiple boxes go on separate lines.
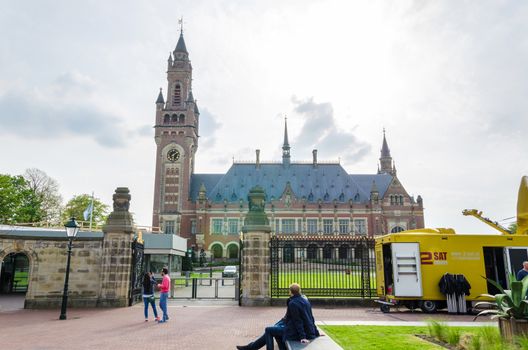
top-left (23, 168), bottom-right (63, 225)
top-left (0, 174), bottom-right (43, 224)
top-left (62, 194), bottom-right (109, 227)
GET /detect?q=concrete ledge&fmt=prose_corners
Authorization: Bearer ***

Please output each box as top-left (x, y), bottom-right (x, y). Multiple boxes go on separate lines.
top-left (286, 336), bottom-right (342, 350)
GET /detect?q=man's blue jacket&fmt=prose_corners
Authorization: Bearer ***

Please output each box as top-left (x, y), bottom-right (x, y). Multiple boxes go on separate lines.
top-left (283, 294), bottom-right (320, 341)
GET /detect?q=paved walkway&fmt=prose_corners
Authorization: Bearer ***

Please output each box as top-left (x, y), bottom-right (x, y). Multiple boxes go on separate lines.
top-left (0, 297), bottom-right (493, 350)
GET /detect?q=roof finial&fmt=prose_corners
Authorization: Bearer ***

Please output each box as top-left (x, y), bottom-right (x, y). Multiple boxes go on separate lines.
top-left (179, 16), bottom-right (184, 34)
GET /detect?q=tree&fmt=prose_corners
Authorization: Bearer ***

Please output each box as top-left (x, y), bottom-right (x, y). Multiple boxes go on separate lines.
top-left (0, 174), bottom-right (43, 224)
top-left (62, 194), bottom-right (109, 227)
top-left (23, 168), bottom-right (63, 225)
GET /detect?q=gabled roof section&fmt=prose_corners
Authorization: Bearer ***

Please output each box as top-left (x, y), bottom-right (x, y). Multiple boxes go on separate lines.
top-left (189, 163), bottom-right (394, 203)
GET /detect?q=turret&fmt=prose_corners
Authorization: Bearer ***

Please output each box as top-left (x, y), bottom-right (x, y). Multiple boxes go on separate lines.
top-left (156, 88), bottom-right (165, 110)
top-left (167, 53), bottom-right (173, 69)
top-left (370, 180), bottom-right (379, 203)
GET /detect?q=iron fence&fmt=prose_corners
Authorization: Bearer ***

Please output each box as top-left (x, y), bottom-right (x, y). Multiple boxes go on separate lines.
top-left (270, 235), bottom-right (376, 299)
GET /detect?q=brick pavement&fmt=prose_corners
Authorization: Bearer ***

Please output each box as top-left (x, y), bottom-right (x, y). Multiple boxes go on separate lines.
top-left (0, 299), bottom-right (493, 350)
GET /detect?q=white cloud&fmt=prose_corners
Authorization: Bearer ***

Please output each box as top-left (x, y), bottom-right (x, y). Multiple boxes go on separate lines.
top-left (0, 0), bottom-right (526, 231)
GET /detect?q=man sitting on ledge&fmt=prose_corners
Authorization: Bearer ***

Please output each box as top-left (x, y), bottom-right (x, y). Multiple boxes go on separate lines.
top-left (236, 283), bottom-right (319, 350)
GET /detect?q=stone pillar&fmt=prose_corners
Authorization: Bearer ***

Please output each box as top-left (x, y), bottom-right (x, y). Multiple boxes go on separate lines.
top-left (97, 187), bottom-right (135, 307)
top-left (241, 186), bottom-right (271, 306)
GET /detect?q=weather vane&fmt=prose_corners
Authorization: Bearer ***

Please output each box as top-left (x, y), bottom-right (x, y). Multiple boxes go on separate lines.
top-left (179, 17), bottom-right (184, 34)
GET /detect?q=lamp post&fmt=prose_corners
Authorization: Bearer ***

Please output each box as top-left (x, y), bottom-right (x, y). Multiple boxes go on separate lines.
top-left (59, 217), bottom-right (80, 320)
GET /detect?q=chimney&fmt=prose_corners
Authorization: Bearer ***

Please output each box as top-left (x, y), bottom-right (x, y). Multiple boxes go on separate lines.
top-left (256, 149), bottom-right (260, 168)
top-left (312, 149), bottom-right (318, 167)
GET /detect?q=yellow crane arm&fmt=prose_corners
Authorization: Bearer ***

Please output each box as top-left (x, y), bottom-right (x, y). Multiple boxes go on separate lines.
top-left (462, 209), bottom-right (512, 235)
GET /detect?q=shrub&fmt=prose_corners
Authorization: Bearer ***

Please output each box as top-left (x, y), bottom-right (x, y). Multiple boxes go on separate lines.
top-left (447, 327), bottom-right (461, 346)
top-left (427, 320), bottom-right (448, 343)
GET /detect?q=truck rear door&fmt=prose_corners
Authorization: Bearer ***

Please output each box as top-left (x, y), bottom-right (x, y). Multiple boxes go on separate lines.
top-left (391, 243), bottom-right (423, 297)
top-left (505, 247), bottom-right (528, 280)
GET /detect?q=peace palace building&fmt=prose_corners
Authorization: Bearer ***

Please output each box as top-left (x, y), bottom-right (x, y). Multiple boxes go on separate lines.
top-left (151, 32), bottom-right (425, 259)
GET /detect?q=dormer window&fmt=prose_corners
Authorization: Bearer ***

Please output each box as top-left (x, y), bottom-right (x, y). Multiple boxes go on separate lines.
top-left (173, 84), bottom-right (182, 106)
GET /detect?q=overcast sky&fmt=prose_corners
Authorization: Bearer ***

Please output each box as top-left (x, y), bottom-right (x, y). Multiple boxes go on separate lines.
top-left (0, 0), bottom-right (526, 232)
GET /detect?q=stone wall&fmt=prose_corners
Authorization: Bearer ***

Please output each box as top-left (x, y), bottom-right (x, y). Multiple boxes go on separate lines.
top-left (0, 187), bottom-right (139, 309)
top-left (0, 236), bottom-right (103, 308)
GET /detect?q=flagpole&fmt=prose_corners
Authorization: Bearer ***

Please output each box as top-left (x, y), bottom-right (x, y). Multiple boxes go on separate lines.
top-left (89, 191), bottom-right (94, 231)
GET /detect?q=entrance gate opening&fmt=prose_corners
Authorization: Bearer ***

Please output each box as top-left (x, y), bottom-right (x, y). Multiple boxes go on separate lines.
top-left (0, 253), bottom-right (29, 294)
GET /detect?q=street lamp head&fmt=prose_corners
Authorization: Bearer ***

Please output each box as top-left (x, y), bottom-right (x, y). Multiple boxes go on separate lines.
top-left (64, 217), bottom-right (80, 238)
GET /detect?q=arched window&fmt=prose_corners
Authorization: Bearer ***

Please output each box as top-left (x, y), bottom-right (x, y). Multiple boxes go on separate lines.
top-left (173, 84), bottom-right (182, 106)
top-left (307, 244), bottom-right (318, 260)
top-left (399, 195), bottom-right (404, 205)
top-left (227, 244), bottom-right (239, 259)
top-left (171, 114), bottom-right (178, 123)
top-left (391, 226), bottom-right (405, 233)
top-left (323, 244), bottom-right (333, 259)
top-left (323, 192), bottom-right (330, 201)
top-left (283, 244), bottom-right (294, 263)
top-left (163, 114), bottom-right (170, 123)
top-left (211, 244), bottom-right (223, 259)
top-left (338, 244), bottom-right (349, 259)
top-left (179, 114), bottom-right (185, 123)
top-left (339, 192), bottom-right (345, 202)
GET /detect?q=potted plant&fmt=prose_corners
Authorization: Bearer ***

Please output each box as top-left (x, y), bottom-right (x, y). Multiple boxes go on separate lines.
top-left (475, 274), bottom-right (528, 341)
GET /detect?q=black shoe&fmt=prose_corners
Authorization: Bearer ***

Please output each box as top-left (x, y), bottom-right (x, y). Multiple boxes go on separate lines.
top-left (236, 346), bottom-right (250, 350)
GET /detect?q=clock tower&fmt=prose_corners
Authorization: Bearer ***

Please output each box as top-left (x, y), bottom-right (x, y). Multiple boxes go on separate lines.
top-left (152, 29), bottom-right (199, 235)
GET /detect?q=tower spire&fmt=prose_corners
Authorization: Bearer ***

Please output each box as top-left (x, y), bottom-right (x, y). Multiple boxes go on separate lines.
top-left (174, 18), bottom-right (188, 56)
top-left (379, 128), bottom-right (393, 174)
top-left (381, 127), bottom-right (391, 158)
top-left (282, 117), bottom-right (291, 166)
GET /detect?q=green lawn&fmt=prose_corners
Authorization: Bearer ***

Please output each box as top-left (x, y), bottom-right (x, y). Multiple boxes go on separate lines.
top-left (319, 325), bottom-right (481, 350)
top-left (13, 271), bottom-right (28, 290)
top-left (277, 271), bottom-right (376, 289)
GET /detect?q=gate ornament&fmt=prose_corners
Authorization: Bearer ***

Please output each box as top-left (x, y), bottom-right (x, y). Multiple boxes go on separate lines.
top-left (242, 186), bottom-right (271, 233)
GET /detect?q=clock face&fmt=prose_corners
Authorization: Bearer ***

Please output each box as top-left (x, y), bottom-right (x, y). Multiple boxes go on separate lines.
top-left (167, 149), bottom-right (180, 162)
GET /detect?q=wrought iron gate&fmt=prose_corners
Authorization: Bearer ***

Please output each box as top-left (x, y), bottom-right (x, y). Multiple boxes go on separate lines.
top-left (269, 235), bottom-right (376, 299)
top-left (129, 238), bottom-right (144, 306)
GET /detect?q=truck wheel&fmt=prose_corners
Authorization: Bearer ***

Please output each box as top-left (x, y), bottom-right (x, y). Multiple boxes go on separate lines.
top-left (403, 301), bottom-right (418, 310)
top-left (420, 300), bottom-right (438, 313)
top-left (380, 304), bottom-right (390, 313)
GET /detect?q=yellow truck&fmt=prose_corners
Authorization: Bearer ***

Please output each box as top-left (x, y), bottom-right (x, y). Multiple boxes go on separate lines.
top-left (375, 176), bottom-right (528, 313)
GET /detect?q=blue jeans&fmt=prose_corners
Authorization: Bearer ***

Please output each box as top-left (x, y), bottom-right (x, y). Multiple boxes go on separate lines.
top-left (143, 296), bottom-right (158, 319)
top-left (245, 325), bottom-right (285, 350)
top-left (159, 292), bottom-right (169, 321)
top-left (264, 326), bottom-right (286, 350)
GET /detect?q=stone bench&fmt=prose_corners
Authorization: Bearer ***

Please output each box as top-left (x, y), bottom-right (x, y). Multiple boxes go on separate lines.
top-left (286, 335), bottom-right (342, 350)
